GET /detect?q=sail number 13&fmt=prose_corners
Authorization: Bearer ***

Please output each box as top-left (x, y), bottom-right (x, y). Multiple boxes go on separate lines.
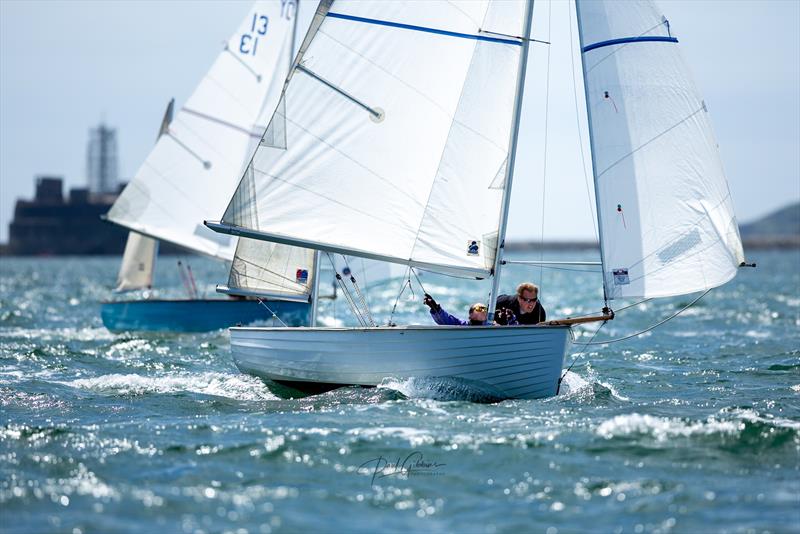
top-left (239, 1), bottom-right (295, 56)
top-left (239, 13), bottom-right (268, 56)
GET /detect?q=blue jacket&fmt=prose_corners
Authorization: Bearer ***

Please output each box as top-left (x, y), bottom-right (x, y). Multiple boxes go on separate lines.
top-left (429, 306), bottom-right (518, 326)
top-left (430, 307), bottom-right (473, 326)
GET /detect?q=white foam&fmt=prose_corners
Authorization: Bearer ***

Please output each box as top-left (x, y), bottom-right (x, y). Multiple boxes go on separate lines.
top-left (347, 426), bottom-right (434, 447)
top-left (61, 372), bottom-right (278, 401)
top-left (596, 414), bottom-right (741, 441)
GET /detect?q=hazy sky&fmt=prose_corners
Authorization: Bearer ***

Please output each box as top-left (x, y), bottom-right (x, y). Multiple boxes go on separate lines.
top-left (1, 0), bottom-right (798, 244)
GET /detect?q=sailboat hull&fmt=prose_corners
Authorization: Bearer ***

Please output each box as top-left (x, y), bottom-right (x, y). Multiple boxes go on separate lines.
top-left (230, 325), bottom-right (573, 399)
top-left (101, 299), bottom-right (310, 333)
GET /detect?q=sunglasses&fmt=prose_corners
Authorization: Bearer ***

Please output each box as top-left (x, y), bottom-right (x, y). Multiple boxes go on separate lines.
top-left (471, 305), bottom-right (488, 313)
top-left (519, 296), bottom-right (537, 303)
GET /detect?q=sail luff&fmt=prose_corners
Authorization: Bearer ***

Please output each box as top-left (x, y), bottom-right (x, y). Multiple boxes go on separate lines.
top-left (487, 0), bottom-right (535, 320)
top-left (574, 0), bottom-right (610, 303)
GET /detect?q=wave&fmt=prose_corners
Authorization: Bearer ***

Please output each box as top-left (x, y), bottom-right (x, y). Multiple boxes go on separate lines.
top-left (595, 410), bottom-right (799, 452)
top-left (59, 372), bottom-right (278, 401)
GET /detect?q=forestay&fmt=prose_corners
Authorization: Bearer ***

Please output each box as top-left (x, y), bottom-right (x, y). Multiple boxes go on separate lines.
top-left (576, 0), bottom-right (744, 299)
top-left (107, 0), bottom-right (298, 260)
top-left (219, 0), bottom-right (527, 278)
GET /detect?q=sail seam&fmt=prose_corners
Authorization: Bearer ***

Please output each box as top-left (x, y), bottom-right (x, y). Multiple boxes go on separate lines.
top-left (326, 12), bottom-right (522, 46)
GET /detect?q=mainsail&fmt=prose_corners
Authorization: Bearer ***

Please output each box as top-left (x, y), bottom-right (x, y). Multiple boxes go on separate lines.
top-left (576, 0), bottom-right (744, 299)
top-left (217, 0), bottom-right (527, 279)
top-left (107, 0), bottom-right (298, 261)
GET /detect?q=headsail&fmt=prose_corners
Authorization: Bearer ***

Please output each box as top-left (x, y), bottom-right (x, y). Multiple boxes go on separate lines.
top-left (576, 0), bottom-right (744, 299)
top-left (107, 0), bottom-right (298, 260)
top-left (217, 0), bottom-right (527, 278)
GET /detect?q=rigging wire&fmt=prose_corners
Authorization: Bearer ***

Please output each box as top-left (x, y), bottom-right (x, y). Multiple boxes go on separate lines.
top-left (388, 266), bottom-right (414, 326)
top-left (325, 253), bottom-right (367, 327)
top-left (342, 255), bottom-right (376, 326)
top-left (538, 0), bottom-right (553, 287)
top-left (256, 298), bottom-right (288, 327)
top-left (556, 289), bottom-right (707, 394)
top-left (567, 1), bottom-right (600, 247)
top-left (583, 289), bottom-right (711, 345)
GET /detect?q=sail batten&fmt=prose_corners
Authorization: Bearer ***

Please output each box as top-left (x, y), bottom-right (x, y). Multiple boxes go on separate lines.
top-left (576, 0), bottom-right (744, 300)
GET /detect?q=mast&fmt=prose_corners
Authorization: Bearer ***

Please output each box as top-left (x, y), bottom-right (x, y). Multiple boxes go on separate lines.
top-left (290, 0), bottom-right (300, 69)
top-left (574, 0), bottom-right (609, 304)
top-left (487, 0), bottom-right (535, 320)
top-left (309, 249), bottom-right (321, 326)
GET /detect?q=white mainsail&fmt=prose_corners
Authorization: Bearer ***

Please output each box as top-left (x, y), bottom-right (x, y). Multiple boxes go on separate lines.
top-left (218, 0), bottom-right (527, 279)
top-left (107, 0), bottom-right (298, 261)
top-left (576, 0), bottom-right (744, 300)
top-left (115, 232), bottom-right (158, 292)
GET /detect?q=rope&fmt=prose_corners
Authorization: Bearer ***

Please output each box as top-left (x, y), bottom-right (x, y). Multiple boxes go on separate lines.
top-left (346, 265), bottom-right (376, 326)
top-left (555, 290), bottom-right (709, 394)
top-left (410, 267), bottom-right (428, 296)
top-left (326, 253), bottom-right (367, 327)
top-left (176, 260), bottom-right (196, 299)
top-left (388, 266), bottom-right (415, 326)
top-left (339, 255), bottom-right (375, 327)
top-left (583, 290), bottom-right (711, 345)
top-left (186, 264), bottom-right (199, 298)
top-left (256, 298), bottom-right (288, 327)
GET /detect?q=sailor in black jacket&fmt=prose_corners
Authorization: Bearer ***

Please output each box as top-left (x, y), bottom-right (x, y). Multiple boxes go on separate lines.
top-left (495, 282), bottom-right (546, 325)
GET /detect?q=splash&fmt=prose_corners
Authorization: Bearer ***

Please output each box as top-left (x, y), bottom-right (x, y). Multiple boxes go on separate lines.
top-left (60, 372), bottom-right (278, 401)
top-left (377, 376), bottom-right (507, 403)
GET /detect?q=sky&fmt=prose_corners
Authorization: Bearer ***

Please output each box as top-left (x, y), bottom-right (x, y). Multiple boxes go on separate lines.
top-left (1, 0), bottom-right (798, 244)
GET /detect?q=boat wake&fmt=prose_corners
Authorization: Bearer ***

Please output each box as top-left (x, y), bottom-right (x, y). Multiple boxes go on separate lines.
top-left (555, 367), bottom-right (630, 403)
top-left (377, 376), bottom-right (508, 403)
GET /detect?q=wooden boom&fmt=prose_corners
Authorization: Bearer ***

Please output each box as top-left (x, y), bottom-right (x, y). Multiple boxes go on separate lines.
top-left (545, 312), bottom-right (615, 326)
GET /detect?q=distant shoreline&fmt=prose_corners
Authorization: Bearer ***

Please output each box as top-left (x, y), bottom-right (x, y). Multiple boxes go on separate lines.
top-left (1, 238), bottom-right (797, 257)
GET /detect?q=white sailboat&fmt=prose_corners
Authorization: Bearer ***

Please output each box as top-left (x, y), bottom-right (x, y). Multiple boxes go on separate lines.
top-left (207, 0), bottom-right (745, 399)
top-left (102, 0), bottom-right (317, 332)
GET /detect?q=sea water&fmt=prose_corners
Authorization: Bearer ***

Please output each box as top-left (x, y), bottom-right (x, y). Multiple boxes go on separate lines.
top-left (1, 250), bottom-right (798, 533)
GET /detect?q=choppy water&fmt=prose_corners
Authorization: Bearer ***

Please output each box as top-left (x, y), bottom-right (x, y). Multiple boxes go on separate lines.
top-left (1, 250), bottom-right (798, 533)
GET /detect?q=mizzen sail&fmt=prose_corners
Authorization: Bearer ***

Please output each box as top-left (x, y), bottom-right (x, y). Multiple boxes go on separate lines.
top-left (576, 0), bottom-right (744, 299)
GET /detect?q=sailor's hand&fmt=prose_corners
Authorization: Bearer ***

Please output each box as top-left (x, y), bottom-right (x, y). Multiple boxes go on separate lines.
top-left (423, 293), bottom-right (440, 312)
top-left (494, 308), bottom-right (515, 325)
